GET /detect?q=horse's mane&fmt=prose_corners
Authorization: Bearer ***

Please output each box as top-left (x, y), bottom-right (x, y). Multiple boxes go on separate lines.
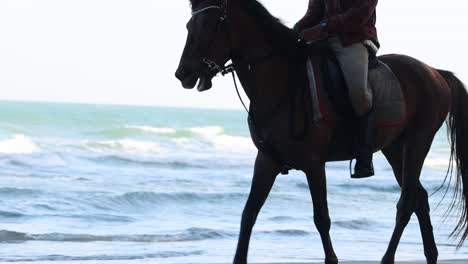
top-left (239, 0), bottom-right (299, 55)
top-left (190, 0), bottom-right (300, 56)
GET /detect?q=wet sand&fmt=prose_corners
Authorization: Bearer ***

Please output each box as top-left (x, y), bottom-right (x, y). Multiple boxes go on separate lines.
top-left (2, 260), bottom-right (467, 264)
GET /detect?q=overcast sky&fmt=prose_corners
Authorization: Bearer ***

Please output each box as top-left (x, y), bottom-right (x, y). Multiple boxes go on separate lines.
top-left (0, 0), bottom-right (466, 109)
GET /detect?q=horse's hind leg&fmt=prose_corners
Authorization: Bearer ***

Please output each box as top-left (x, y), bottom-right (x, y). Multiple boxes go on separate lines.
top-left (233, 152), bottom-right (280, 264)
top-left (414, 183), bottom-right (438, 263)
top-left (381, 136), bottom-right (437, 264)
top-left (305, 164), bottom-right (338, 264)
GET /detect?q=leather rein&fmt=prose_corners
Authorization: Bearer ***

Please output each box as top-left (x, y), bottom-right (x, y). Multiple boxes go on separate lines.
top-left (190, 2), bottom-right (277, 117)
top-left (190, 2), bottom-right (297, 174)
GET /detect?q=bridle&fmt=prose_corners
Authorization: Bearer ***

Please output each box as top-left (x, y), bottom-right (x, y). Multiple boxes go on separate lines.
top-left (190, 1), bottom-right (233, 76)
top-left (191, 5), bottom-right (226, 17)
top-left (189, 0), bottom-right (294, 123)
top-left (189, 0), bottom-right (294, 174)
top-left (190, 1), bottom-right (252, 115)
top-left (190, 0), bottom-right (279, 115)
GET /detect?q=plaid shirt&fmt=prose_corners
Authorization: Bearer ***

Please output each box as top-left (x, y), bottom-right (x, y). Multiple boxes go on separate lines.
top-left (296, 0), bottom-right (378, 46)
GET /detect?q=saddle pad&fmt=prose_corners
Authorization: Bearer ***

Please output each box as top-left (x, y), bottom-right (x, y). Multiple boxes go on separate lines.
top-left (306, 58), bottom-right (406, 128)
top-left (368, 61), bottom-right (406, 126)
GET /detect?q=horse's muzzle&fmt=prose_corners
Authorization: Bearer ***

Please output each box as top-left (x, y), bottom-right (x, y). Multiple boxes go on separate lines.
top-left (175, 67), bottom-right (198, 89)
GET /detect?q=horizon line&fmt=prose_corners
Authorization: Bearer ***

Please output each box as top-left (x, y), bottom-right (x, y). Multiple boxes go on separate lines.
top-left (0, 98), bottom-right (245, 112)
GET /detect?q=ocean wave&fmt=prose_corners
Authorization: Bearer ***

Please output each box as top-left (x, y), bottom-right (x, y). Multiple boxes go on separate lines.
top-left (0, 228), bottom-right (230, 243)
top-left (93, 125), bottom-right (224, 138)
top-left (126, 125), bottom-right (177, 134)
top-left (0, 123), bottom-right (26, 134)
top-left (92, 155), bottom-right (206, 169)
top-left (83, 139), bottom-right (164, 155)
top-left (332, 183), bottom-right (401, 193)
top-left (333, 219), bottom-right (377, 230)
top-left (261, 229), bottom-right (310, 236)
top-left (0, 187), bottom-right (42, 197)
top-left (296, 182), bottom-right (309, 189)
top-left (188, 126), bottom-right (224, 136)
top-left (77, 124), bottom-right (257, 163)
top-left (1, 251), bottom-right (204, 262)
top-left (269, 216), bottom-right (298, 222)
top-left (82, 136), bottom-right (254, 166)
top-left (0, 230), bottom-right (26, 242)
top-left (424, 157), bottom-right (450, 170)
top-left (185, 126), bottom-right (254, 153)
top-left (105, 191), bottom-right (247, 207)
top-left (0, 210), bottom-right (25, 218)
top-left (93, 126), bottom-right (177, 137)
top-left (332, 182), bottom-right (455, 194)
top-left (210, 134), bottom-right (255, 153)
top-left (0, 134), bottom-right (41, 154)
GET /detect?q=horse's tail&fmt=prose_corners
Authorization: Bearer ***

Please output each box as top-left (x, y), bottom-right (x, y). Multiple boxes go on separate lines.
top-left (438, 69), bottom-right (468, 246)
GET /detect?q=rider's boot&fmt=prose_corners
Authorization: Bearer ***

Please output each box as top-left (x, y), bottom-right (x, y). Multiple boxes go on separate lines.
top-left (352, 112), bottom-right (375, 178)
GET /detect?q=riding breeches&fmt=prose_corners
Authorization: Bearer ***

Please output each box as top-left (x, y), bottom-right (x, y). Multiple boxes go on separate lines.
top-left (328, 37), bottom-right (373, 116)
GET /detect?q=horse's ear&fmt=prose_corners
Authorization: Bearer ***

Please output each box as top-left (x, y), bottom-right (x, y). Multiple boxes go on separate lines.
top-left (189, 0), bottom-right (204, 8)
top-left (189, 0), bottom-right (197, 8)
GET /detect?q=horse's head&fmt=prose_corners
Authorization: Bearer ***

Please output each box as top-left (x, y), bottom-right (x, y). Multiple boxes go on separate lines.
top-left (175, 0), bottom-right (231, 92)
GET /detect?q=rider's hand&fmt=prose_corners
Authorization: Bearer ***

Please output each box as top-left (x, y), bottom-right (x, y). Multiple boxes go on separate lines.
top-left (299, 25), bottom-right (328, 43)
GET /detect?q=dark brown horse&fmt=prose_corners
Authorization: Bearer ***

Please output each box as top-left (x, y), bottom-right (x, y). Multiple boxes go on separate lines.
top-left (175, 0), bottom-right (468, 263)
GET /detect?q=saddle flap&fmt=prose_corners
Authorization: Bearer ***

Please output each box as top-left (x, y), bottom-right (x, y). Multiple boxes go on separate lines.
top-left (368, 61), bottom-right (406, 126)
top-left (306, 53), bottom-right (406, 128)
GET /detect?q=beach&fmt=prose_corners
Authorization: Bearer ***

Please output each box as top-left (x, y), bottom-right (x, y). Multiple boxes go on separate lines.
top-left (0, 101), bottom-right (466, 263)
top-left (1, 261), bottom-right (468, 264)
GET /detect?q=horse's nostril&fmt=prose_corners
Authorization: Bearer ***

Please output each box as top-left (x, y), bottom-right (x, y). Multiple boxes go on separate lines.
top-left (175, 68), bottom-right (188, 80)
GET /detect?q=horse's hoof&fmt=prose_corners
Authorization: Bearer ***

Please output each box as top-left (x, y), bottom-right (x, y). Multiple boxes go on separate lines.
top-left (233, 257), bottom-right (246, 264)
top-left (381, 255), bottom-right (394, 264)
top-left (325, 256), bottom-right (338, 264)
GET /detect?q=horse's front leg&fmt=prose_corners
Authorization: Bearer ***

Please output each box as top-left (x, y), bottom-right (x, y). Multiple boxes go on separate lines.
top-left (233, 152), bottom-right (281, 264)
top-left (305, 163), bottom-right (338, 264)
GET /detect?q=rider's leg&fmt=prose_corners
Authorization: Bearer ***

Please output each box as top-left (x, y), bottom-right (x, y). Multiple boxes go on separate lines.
top-left (328, 37), bottom-right (374, 178)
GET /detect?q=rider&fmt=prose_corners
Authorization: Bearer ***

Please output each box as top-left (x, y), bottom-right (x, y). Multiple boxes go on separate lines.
top-left (294, 0), bottom-right (379, 178)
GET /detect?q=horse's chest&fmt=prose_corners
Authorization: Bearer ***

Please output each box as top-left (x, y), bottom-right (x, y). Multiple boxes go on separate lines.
top-left (249, 120), bottom-right (330, 169)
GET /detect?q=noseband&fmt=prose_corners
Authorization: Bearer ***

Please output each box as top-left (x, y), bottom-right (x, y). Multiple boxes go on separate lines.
top-left (188, 1), bottom-right (292, 174)
top-left (191, 6), bottom-right (224, 17)
top-left (190, 2), bottom-right (232, 76)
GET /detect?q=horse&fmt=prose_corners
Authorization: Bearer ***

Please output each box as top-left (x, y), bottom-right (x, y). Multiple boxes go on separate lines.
top-left (175, 0), bottom-right (468, 263)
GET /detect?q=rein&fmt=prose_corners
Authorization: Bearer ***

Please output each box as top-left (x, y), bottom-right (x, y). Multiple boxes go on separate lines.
top-left (191, 2), bottom-right (283, 117)
top-left (190, 1), bottom-right (296, 174)
top-left (191, 4), bottom-right (250, 114)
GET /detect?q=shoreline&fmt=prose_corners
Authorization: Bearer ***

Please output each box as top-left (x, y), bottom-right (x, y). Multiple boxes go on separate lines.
top-left (1, 261), bottom-right (467, 264)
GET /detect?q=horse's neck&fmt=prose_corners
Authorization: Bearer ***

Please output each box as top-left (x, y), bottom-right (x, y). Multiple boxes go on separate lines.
top-left (233, 57), bottom-right (289, 117)
top-left (230, 15), bottom-right (289, 119)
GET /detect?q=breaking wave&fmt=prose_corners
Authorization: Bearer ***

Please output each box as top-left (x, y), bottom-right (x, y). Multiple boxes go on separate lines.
top-left (0, 228), bottom-right (231, 243)
top-left (0, 134), bottom-right (41, 154)
top-left (102, 191), bottom-right (247, 207)
top-left (333, 219), bottom-right (378, 230)
top-left (83, 139), bottom-right (164, 155)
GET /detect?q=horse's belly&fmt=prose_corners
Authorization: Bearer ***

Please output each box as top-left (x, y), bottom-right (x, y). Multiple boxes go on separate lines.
top-left (326, 124), bottom-right (405, 162)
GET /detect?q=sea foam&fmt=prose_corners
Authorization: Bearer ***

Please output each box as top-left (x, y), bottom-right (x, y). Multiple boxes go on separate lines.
top-left (0, 135), bottom-right (41, 154)
top-left (188, 126), bottom-right (224, 136)
top-left (84, 139), bottom-right (164, 155)
top-left (424, 157), bottom-right (450, 170)
top-left (0, 228), bottom-right (231, 243)
top-left (125, 125), bottom-right (176, 134)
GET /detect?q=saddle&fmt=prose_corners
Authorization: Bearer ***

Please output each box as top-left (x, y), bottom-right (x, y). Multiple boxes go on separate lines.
top-left (306, 49), bottom-right (406, 128)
